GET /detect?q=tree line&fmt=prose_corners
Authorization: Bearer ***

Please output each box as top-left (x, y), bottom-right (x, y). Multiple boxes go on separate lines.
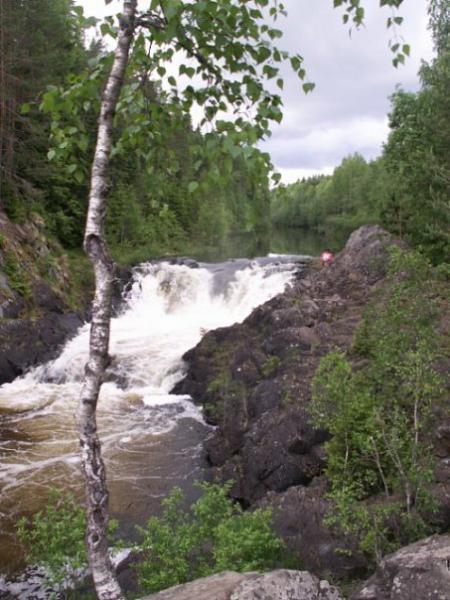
top-left (0, 0), bottom-right (271, 258)
top-left (272, 0), bottom-right (450, 264)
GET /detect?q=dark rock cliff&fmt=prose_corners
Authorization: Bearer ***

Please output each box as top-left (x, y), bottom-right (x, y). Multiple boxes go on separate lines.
top-left (0, 211), bottom-right (133, 384)
top-left (0, 211), bottom-right (82, 383)
top-left (174, 225), bottom-right (450, 580)
top-left (175, 225), bottom-right (402, 498)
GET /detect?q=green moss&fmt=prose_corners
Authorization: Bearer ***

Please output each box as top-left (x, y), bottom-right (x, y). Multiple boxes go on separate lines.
top-left (261, 355), bottom-right (281, 378)
top-left (205, 371), bottom-right (248, 421)
top-left (281, 389), bottom-right (294, 407)
top-left (3, 249), bottom-right (31, 298)
top-left (207, 371), bottom-right (232, 394)
top-left (64, 250), bottom-right (94, 311)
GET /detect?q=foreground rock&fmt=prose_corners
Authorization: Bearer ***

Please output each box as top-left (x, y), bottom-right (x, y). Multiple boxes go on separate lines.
top-left (259, 478), bottom-right (367, 580)
top-left (141, 570), bottom-right (343, 600)
top-left (351, 534), bottom-right (450, 600)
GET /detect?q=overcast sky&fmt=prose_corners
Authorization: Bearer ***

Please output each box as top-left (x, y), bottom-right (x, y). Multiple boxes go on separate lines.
top-left (78, 0), bottom-right (434, 184)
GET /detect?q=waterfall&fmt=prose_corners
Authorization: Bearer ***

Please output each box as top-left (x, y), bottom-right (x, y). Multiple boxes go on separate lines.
top-left (0, 255), bottom-right (304, 577)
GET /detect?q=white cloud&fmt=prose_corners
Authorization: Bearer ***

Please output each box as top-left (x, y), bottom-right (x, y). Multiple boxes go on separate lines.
top-left (265, 116), bottom-right (389, 169)
top-left (277, 166), bottom-right (334, 185)
top-left (264, 0), bottom-right (434, 182)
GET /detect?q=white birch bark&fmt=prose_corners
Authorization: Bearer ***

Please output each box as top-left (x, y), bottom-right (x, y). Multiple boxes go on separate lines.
top-left (77, 2), bottom-right (137, 599)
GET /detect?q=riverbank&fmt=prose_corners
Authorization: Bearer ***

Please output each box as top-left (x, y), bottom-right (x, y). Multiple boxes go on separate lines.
top-left (175, 225), bottom-right (450, 587)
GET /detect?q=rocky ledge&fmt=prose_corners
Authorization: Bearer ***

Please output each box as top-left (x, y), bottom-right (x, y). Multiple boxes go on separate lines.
top-left (0, 211), bottom-right (132, 384)
top-left (141, 569), bottom-right (343, 600)
top-left (139, 536), bottom-right (450, 600)
top-left (0, 211), bottom-right (84, 384)
top-left (174, 225), bottom-right (450, 581)
top-left (351, 534), bottom-right (450, 600)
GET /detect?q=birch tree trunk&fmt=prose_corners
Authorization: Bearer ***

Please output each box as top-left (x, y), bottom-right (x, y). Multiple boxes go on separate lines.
top-left (77, 2), bottom-right (137, 598)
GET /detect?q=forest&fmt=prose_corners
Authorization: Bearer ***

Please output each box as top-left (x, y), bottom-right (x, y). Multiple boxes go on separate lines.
top-left (0, 0), bottom-right (271, 263)
top-left (3, 1), bottom-right (448, 265)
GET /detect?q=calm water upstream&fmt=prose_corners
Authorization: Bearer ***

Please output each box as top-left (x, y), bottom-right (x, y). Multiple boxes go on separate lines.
top-left (0, 228), bottom-right (333, 582)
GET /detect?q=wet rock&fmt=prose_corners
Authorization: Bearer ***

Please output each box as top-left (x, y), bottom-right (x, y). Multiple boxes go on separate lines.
top-left (141, 570), bottom-right (343, 600)
top-left (0, 313), bottom-right (83, 384)
top-left (33, 281), bottom-right (65, 314)
top-left (435, 421), bottom-right (450, 457)
top-left (169, 257), bottom-right (200, 269)
top-left (0, 210), bottom-right (94, 384)
top-left (351, 534), bottom-right (450, 600)
top-left (246, 380), bottom-right (282, 420)
top-left (234, 408), bottom-right (327, 502)
top-left (112, 264), bottom-right (133, 315)
top-left (0, 294), bottom-right (26, 319)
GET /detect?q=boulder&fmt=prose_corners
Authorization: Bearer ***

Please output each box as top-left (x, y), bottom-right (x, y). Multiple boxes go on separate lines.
top-left (260, 479), bottom-right (367, 580)
top-left (141, 570), bottom-right (343, 600)
top-left (0, 313), bottom-right (83, 384)
top-left (351, 534), bottom-right (450, 600)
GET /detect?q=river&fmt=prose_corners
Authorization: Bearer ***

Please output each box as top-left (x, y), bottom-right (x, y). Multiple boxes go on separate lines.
top-left (0, 228), bottom-right (336, 587)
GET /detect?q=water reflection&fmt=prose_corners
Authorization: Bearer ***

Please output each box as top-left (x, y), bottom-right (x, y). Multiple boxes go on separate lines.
top-left (189, 226), bottom-right (347, 262)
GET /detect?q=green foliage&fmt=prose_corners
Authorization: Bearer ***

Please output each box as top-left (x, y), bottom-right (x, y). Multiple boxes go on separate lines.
top-left (0, 0), bottom-right (87, 226)
top-left (16, 489), bottom-right (119, 591)
top-left (333, 0), bottom-right (408, 67)
top-left (17, 484), bottom-right (284, 596)
top-left (381, 47), bottom-right (450, 263)
top-left (311, 248), bottom-right (446, 564)
top-left (382, 11), bottom-right (450, 264)
top-left (35, 0), bottom-right (408, 257)
top-left (1, 0), bottom-right (416, 260)
top-left (3, 249), bottom-right (31, 297)
top-left (135, 482), bottom-right (286, 594)
top-left (428, 0), bottom-right (450, 53)
top-left (17, 490), bottom-right (88, 587)
top-left (261, 355), bottom-right (281, 378)
top-left (271, 153), bottom-right (384, 242)
top-left (64, 250), bottom-right (94, 311)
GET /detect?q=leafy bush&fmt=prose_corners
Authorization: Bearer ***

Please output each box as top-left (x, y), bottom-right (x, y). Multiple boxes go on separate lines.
top-left (3, 248), bottom-right (31, 297)
top-left (17, 489), bottom-right (118, 591)
top-left (261, 355), bottom-right (281, 378)
top-left (311, 248), bottom-right (446, 563)
top-left (135, 482), bottom-right (286, 594)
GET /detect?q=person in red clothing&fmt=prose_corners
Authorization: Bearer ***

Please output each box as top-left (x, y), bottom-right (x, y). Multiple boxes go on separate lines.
top-left (320, 249), bottom-right (334, 267)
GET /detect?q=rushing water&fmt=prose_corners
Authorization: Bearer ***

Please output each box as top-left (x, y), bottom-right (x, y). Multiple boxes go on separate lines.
top-left (0, 254), bottom-right (308, 578)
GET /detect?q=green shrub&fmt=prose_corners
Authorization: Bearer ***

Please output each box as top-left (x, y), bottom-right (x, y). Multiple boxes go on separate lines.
top-left (311, 248), bottom-right (446, 564)
top-left (17, 489), bottom-right (118, 591)
top-left (3, 249), bottom-right (31, 297)
top-left (135, 482), bottom-right (286, 594)
top-left (261, 356), bottom-right (281, 378)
